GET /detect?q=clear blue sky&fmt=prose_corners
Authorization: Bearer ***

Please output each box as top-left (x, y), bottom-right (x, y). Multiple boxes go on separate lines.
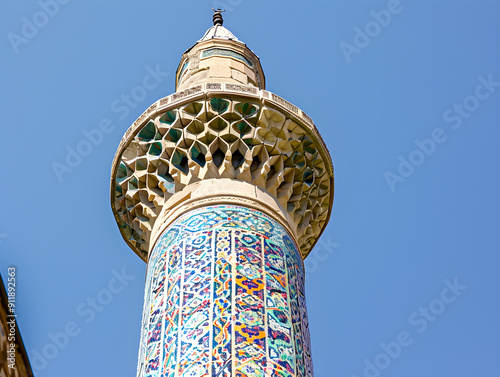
top-left (1, 1), bottom-right (499, 376)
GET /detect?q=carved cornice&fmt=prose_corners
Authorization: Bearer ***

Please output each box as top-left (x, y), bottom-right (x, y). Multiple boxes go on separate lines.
top-left (110, 83), bottom-right (334, 262)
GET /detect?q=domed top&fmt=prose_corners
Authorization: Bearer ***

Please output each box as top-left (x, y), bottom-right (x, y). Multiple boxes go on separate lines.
top-left (176, 10), bottom-right (264, 90)
top-left (198, 8), bottom-right (242, 43)
top-left (198, 24), bottom-right (241, 43)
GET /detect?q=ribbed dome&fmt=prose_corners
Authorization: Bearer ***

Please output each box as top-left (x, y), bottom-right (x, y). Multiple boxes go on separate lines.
top-left (198, 25), bottom-right (241, 43)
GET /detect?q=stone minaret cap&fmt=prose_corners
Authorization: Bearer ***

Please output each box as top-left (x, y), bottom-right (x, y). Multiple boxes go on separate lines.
top-left (175, 13), bottom-right (266, 91)
top-left (111, 17), bottom-right (334, 263)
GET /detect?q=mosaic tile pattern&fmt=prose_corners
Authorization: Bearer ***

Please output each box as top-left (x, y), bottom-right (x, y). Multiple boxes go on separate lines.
top-left (201, 48), bottom-right (254, 67)
top-left (137, 205), bottom-right (313, 377)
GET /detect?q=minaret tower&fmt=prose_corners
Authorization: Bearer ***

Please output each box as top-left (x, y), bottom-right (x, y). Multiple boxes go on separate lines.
top-left (110, 10), bottom-right (334, 377)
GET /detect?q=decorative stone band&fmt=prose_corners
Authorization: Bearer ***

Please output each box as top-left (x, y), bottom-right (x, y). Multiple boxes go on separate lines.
top-left (137, 205), bottom-right (313, 377)
top-left (148, 179), bottom-right (299, 262)
top-left (201, 47), bottom-right (254, 67)
top-left (110, 83), bottom-right (334, 262)
top-left (176, 38), bottom-right (266, 91)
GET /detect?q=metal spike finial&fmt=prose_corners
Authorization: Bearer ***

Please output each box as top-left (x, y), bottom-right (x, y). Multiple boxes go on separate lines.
top-left (211, 7), bottom-right (225, 26)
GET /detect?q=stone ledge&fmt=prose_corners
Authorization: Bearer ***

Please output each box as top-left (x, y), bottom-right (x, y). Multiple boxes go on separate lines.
top-left (110, 84), bottom-right (334, 262)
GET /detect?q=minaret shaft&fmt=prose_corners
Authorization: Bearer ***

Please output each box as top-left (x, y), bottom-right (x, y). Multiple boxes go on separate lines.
top-left (137, 205), bottom-right (312, 377)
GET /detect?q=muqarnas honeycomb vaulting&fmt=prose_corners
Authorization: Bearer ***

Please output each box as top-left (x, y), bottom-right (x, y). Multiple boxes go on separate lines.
top-left (110, 10), bottom-right (334, 377)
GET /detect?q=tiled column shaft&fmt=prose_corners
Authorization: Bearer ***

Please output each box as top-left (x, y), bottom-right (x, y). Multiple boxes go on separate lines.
top-left (137, 205), bottom-right (312, 377)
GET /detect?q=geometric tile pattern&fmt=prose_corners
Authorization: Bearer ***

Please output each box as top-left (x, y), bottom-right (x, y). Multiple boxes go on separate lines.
top-left (137, 205), bottom-right (313, 377)
top-left (113, 95), bottom-right (332, 260)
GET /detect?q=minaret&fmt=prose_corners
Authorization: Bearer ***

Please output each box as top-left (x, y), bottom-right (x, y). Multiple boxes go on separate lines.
top-left (110, 10), bottom-right (334, 377)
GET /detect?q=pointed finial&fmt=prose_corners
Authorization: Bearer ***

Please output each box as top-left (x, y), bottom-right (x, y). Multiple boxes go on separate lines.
top-left (211, 8), bottom-right (225, 26)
